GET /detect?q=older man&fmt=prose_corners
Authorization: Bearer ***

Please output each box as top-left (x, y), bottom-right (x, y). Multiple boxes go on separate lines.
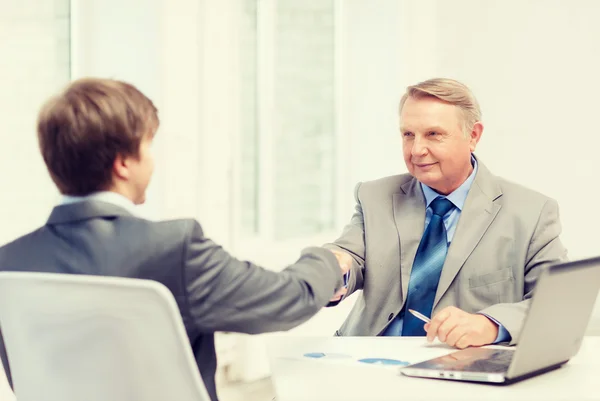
top-left (327, 78), bottom-right (567, 348)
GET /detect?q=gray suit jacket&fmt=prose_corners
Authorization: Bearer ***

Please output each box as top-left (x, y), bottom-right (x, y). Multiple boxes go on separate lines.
top-left (326, 159), bottom-right (567, 344)
top-left (0, 201), bottom-right (343, 401)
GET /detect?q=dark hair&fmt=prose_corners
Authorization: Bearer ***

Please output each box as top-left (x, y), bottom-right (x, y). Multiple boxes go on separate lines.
top-left (37, 78), bottom-right (159, 195)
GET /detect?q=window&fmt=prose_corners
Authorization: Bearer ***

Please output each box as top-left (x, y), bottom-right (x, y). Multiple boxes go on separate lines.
top-left (238, 0), bottom-right (337, 241)
top-left (0, 0), bottom-right (71, 245)
top-left (239, 0), bottom-right (260, 236)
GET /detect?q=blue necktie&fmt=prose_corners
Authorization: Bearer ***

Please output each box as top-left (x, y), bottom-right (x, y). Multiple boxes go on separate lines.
top-left (401, 197), bottom-right (454, 336)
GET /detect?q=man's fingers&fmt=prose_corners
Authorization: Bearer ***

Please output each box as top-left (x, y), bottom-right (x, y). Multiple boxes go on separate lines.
top-left (427, 308), bottom-right (452, 343)
top-left (425, 307), bottom-right (496, 348)
top-left (330, 287), bottom-right (347, 302)
top-left (436, 319), bottom-right (459, 343)
top-left (444, 325), bottom-right (466, 347)
top-left (455, 333), bottom-right (471, 349)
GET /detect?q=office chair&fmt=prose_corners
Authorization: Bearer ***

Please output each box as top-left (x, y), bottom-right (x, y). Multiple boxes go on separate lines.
top-left (0, 272), bottom-right (211, 401)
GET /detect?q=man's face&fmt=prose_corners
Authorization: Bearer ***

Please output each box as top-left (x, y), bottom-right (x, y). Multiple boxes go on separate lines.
top-left (400, 96), bottom-right (482, 194)
top-left (128, 134), bottom-right (155, 204)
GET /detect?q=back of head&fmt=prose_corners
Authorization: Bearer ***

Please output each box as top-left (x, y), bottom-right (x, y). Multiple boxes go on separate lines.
top-left (399, 78), bottom-right (481, 135)
top-left (37, 78), bottom-right (159, 196)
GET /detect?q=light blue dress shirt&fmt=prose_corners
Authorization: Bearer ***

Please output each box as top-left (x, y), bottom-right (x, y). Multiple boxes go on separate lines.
top-left (60, 191), bottom-right (137, 214)
top-left (381, 157), bottom-right (510, 343)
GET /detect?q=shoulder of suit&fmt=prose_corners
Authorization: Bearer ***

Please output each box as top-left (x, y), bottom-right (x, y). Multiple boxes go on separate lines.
top-left (0, 217), bottom-right (204, 257)
top-left (79, 213), bottom-right (200, 235)
top-left (354, 171), bottom-right (557, 208)
top-left (148, 217), bottom-right (199, 229)
top-left (492, 175), bottom-right (556, 205)
top-left (0, 226), bottom-right (46, 255)
top-left (131, 217), bottom-right (204, 240)
top-left (357, 173), bottom-right (414, 194)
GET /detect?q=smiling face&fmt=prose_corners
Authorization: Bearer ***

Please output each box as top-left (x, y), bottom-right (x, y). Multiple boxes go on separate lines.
top-left (400, 95), bottom-right (483, 195)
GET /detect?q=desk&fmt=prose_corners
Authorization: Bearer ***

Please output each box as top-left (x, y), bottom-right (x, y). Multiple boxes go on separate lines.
top-left (267, 336), bottom-right (600, 401)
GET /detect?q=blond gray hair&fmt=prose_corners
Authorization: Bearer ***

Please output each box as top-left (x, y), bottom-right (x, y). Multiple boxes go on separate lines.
top-left (399, 78), bottom-right (481, 136)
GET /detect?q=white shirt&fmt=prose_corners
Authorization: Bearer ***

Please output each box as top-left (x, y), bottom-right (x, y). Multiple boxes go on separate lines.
top-left (60, 191), bottom-right (137, 215)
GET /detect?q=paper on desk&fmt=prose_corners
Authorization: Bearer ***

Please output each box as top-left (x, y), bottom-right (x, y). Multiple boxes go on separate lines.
top-left (274, 351), bottom-right (411, 370)
top-left (268, 337), bottom-right (455, 371)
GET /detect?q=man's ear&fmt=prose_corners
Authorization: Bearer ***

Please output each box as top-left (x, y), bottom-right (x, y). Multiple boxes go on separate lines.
top-left (468, 121), bottom-right (484, 152)
top-left (113, 153), bottom-right (130, 181)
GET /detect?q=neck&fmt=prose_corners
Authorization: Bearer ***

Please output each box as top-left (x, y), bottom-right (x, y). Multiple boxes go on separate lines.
top-left (435, 163), bottom-right (474, 195)
top-left (106, 184), bottom-right (139, 205)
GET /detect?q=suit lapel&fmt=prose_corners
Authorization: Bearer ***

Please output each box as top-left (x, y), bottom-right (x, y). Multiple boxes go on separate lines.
top-left (393, 178), bottom-right (426, 305)
top-left (433, 161), bottom-right (503, 307)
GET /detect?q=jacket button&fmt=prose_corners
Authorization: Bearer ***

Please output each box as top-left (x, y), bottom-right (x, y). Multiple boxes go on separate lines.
top-left (388, 313), bottom-right (394, 321)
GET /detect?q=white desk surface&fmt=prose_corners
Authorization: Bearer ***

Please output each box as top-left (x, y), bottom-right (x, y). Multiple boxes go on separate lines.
top-left (267, 336), bottom-right (600, 401)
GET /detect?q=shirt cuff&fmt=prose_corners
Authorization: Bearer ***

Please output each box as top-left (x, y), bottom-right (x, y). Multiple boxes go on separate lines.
top-left (481, 314), bottom-right (512, 344)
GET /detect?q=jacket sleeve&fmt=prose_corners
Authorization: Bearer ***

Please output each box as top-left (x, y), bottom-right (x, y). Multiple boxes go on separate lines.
top-left (479, 198), bottom-right (568, 345)
top-left (182, 220), bottom-right (344, 334)
top-left (324, 182), bottom-right (367, 306)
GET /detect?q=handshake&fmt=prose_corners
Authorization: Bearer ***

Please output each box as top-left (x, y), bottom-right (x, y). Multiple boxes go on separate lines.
top-left (329, 249), bottom-right (352, 302)
top-left (331, 249), bottom-right (352, 275)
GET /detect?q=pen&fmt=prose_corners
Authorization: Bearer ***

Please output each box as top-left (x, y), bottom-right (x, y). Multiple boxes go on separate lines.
top-left (408, 309), bottom-right (431, 324)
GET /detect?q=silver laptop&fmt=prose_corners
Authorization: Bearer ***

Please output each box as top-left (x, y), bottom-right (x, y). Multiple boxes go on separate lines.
top-left (400, 256), bottom-right (600, 384)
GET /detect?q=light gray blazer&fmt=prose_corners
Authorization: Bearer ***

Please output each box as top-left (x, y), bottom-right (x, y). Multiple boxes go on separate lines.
top-left (326, 159), bottom-right (567, 344)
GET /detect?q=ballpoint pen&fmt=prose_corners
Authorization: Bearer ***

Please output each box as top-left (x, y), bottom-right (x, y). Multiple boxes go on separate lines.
top-left (408, 308), bottom-right (431, 323)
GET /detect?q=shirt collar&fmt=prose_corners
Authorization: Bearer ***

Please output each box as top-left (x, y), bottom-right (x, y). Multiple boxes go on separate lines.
top-left (421, 155), bottom-right (478, 211)
top-left (60, 191), bottom-right (137, 215)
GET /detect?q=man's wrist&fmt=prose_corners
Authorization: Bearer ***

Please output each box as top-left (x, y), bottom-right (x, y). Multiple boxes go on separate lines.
top-left (477, 313), bottom-right (513, 344)
top-left (478, 314), bottom-right (499, 344)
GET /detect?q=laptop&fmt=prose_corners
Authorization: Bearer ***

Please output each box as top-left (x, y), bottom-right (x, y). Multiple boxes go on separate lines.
top-left (400, 256), bottom-right (600, 384)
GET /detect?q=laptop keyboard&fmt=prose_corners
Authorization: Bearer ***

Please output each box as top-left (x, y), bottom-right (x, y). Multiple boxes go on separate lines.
top-left (463, 349), bottom-right (513, 373)
top-left (412, 348), bottom-right (514, 373)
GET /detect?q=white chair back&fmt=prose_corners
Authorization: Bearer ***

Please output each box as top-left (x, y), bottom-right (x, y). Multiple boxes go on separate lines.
top-left (0, 272), bottom-right (210, 401)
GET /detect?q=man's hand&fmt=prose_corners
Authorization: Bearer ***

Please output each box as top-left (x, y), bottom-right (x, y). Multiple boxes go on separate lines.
top-left (424, 306), bottom-right (499, 349)
top-left (328, 249), bottom-right (352, 302)
top-left (330, 249), bottom-right (352, 276)
top-left (330, 287), bottom-right (347, 302)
